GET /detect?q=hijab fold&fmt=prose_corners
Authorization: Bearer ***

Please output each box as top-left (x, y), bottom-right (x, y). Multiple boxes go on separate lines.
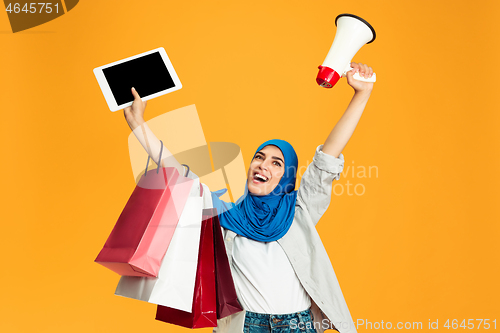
top-left (211, 139), bottom-right (298, 242)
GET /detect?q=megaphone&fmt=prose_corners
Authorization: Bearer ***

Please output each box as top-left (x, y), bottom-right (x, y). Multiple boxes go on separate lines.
top-left (317, 14), bottom-right (376, 88)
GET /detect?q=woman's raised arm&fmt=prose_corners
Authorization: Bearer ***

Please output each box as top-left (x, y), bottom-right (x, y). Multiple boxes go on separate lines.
top-left (123, 87), bottom-right (184, 175)
top-left (322, 62), bottom-right (375, 158)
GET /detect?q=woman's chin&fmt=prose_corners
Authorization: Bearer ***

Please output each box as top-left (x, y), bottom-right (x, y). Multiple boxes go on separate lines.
top-left (247, 182), bottom-right (266, 196)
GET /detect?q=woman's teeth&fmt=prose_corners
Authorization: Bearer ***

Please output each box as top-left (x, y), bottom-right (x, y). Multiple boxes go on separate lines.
top-left (254, 174), bottom-right (268, 182)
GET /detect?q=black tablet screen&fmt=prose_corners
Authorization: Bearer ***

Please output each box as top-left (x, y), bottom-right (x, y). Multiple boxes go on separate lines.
top-left (103, 52), bottom-right (176, 106)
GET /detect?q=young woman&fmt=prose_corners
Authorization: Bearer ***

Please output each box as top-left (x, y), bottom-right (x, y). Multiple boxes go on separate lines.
top-left (124, 62), bottom-right (375, 333)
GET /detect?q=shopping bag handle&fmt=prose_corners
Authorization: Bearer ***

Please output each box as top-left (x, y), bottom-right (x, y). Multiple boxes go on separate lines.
top-left (143, 140), bottom-right (191, 178)
top-left (144, 140), bottom-right (164, 176)
top-left (181, 164), bottom-right (190, 177)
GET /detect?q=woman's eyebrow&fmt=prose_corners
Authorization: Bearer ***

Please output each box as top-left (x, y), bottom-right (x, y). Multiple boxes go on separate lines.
top-left (257, 152), bottom-right (284, 164)
top-left (272, 156), bottom-right (284, 164)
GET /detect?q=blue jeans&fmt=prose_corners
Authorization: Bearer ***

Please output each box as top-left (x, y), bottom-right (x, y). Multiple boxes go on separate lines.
top-left (244, 308), bottom-right (318, 333)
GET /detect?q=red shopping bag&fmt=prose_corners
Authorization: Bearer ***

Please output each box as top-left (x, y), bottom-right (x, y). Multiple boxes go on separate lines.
top-left (95, 147), bottom-right (193, 277)
top-left (211, 208), bottom-right (244, 319)
top-left (155, 208), bottom-right (242, 328)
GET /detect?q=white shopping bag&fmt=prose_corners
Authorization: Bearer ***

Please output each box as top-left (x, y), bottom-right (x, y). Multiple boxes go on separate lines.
top-left (115, 178), bottom-right (206, 312)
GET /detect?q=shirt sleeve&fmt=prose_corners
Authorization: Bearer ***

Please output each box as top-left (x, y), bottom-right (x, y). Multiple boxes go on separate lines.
top-left (211, 190), bottom-right (235, 216)
top-left (296, 144), bottom-right (345, 226)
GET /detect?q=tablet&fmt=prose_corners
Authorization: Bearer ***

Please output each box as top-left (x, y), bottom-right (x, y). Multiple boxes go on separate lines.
top-left (93, 47), bottom-right (182, 112)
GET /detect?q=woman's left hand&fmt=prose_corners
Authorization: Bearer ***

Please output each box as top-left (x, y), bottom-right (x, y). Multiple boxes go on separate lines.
top-left (346, 62), bottom-right (374, 93)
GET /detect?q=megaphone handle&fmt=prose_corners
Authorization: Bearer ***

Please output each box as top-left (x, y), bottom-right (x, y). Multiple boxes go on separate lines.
top-left (344, 66), bottom-right (376, 82)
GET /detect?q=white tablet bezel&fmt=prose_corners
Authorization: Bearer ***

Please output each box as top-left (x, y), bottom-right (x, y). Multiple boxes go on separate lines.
top-left (93, 47), bottom-right (182, 112)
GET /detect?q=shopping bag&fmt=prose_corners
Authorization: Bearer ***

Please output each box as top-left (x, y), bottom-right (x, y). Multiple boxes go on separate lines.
top-left (210, 208), bottom-right (244, 319)
top-left (114, 178), bottom-right (203, 312)
top-left (155, 208), bottom-right (218, 328)
top-left (155, 207), bottom-right (243, 328)
top-left (95, 144), bottom-right (194, 277)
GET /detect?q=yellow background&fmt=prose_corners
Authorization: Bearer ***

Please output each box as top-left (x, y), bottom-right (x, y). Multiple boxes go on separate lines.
top-left (1, 0), bottom-right (499, 331)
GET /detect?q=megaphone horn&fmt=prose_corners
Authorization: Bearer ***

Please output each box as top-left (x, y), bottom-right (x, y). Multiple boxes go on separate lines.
top-left (317, 14), bottom-right (376, 88)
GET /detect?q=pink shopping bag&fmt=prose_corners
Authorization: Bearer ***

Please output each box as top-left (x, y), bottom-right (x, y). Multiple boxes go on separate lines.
top-left (95, 142), bottom-right (193, 277)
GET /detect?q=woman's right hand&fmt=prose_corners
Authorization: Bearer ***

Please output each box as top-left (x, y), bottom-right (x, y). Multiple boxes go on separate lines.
top-left (123, 87), bottom-right (147, 131)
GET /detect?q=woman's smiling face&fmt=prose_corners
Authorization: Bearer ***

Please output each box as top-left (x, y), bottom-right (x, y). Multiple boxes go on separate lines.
top-left (247, 145), bottom-right (285, 196)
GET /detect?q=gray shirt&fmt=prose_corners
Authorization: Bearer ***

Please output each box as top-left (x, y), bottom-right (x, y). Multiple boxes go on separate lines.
top-left (213, 145), bottom-right (357, 333)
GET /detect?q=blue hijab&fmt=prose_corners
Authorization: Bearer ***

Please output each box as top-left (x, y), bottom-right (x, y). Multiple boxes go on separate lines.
top-left (211, 139), bottom-right (298, 242)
